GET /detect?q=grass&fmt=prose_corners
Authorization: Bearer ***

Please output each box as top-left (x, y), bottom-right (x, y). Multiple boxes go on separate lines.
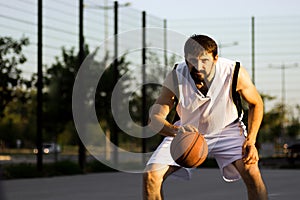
top-left (1, 160), bottom-right (117, 180)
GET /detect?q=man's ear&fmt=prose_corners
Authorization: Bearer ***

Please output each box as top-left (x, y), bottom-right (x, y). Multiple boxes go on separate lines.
top-left (214, 54), bottom-right (219, 61)
top-left (213, 55), bottom-right (219, 65)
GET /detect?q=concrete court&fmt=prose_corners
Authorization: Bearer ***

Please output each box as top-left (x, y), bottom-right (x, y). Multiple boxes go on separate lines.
top-left (1, 168), bottom-right (300, 200)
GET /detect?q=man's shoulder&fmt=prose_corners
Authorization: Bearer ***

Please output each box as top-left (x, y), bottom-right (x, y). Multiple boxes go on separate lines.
top-left (217, 57), bottom-right (237, 75)
top-left (217, 57), bottom-right (236, 65)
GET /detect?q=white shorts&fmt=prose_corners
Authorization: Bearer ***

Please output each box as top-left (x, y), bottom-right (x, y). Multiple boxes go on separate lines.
top-left (146, 121), bottom-right (247, 182)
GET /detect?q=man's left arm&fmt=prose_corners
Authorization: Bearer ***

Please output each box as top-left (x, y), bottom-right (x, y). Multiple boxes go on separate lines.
top-left (236, 66), bottom-right (264, 165)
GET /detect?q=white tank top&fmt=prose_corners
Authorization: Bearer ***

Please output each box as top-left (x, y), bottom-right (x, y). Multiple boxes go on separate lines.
top-left (175, 58), bottom-right (239, 135)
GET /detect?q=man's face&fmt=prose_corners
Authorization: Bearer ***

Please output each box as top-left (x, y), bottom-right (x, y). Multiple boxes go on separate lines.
top-left (186, 51), bottom-right (218, 83)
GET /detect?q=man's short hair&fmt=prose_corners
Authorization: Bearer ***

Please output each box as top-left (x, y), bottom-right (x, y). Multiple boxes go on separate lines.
top-left (184, 34), bottom-right (218, 58)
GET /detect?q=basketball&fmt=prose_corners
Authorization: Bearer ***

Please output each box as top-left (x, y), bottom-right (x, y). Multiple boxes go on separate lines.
top-left (170, 131), bottom-right (208, 168)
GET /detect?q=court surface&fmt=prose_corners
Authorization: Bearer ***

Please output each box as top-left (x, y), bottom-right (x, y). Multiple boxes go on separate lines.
top-left (2, 168), bottom-right (300, 200)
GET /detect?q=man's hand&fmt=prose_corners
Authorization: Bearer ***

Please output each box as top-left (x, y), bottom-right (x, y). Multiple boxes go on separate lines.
top-left (177, 124), bottom-right (199, 135)
top-left (242, 140), bottom-right (259, 165)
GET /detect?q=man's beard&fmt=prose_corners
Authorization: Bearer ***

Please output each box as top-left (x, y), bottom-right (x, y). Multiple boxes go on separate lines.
top-left (190, 67), bottom-right (205, 85)
top-left (189, 67), bottom-right (209, 95)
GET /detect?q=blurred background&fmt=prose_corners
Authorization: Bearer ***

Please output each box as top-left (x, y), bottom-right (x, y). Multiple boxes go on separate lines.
top-left (0, 0), bottom-right (300, 177)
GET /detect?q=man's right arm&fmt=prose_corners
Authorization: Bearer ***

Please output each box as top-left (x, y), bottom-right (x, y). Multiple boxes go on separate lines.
top-left (148, 85), bottom-right (180, 137)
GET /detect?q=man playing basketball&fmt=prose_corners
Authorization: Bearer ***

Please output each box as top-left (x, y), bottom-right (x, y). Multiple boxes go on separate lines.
top-left (143, 34), bottom-right (268, 200)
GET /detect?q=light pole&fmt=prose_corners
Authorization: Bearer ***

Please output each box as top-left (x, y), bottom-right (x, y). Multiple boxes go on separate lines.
top-left (84, 1), bottom-right (130, 164)
top-left (269, 63), bottom-right (298, 113)
top-left (269, 63), bottom-right (299, 145)
top-left (84, 1), bottom-right (131, 53)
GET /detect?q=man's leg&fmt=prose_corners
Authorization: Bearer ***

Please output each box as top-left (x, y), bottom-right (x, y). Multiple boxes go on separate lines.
top-left (143, 163), bottom-right (180, 200)
top-left (233, 159), bottom-right (268, 200)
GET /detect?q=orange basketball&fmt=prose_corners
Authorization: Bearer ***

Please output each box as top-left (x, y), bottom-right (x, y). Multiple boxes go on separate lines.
top-left (170, 131), bottom-right (208, 168)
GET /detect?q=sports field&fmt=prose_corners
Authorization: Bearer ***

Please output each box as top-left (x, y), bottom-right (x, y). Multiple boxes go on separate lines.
top-left (2, 168), bottom-right (300, 200)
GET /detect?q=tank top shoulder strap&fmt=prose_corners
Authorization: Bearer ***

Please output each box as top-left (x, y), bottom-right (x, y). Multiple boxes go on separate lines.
top-left (232, 62), bottom-right (243, 118)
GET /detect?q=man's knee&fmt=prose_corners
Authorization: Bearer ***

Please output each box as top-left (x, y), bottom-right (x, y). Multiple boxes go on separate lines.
top-left (143, 164), bottom-right (179, 199)
top-left (239, 163), bottom-right (266, 191)
top-left (234, 160), bottom-right (264, 184)
top-left (241, 164), bottom-right (268, 199)
top-left (143, 170), bottom-right (164, 188)
top-left (143, 169), bottom-right (165, 198)
top-left (243, 164), bottom-right (261, 179)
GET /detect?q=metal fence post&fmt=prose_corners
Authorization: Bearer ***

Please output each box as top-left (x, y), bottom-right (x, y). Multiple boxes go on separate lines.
top-left (142, 11), bottom-right (147, 163)
top-left (37, 0), bottom-right (43, 171)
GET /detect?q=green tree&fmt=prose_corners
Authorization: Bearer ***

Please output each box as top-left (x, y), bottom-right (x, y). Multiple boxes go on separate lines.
top-left (44, 46), bottom-right (90, 144)
top-left (95, 55), bottom-right (134, 149)
top-left (44, 46), bottom-right (133, 149)
top-left (0, 36), bottom-right (30, 117)
top-left (286, 104), bottom-right (300, 139)
top-left (0, 36), bottom-right (33, 148)
top-left (0, 89), bottom-right (37, 147)
top-left (260, 102), bottom-right (300, 142)
top-left (260, 103), bottom-right (283, 142)
top-left (126, 51), bottom-right (181, 151)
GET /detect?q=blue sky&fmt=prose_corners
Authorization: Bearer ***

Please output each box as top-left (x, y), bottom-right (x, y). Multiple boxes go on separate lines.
top-left (1, 0), bottom-right (299, 112)
top-left (116, 0), bottom-right (300, 112)
top-left (119, 0), bottom-right (300, 19)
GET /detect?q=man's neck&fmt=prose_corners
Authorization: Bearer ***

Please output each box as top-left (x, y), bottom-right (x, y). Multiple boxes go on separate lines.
top-left (206, 64), bottom-right (216, 85)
